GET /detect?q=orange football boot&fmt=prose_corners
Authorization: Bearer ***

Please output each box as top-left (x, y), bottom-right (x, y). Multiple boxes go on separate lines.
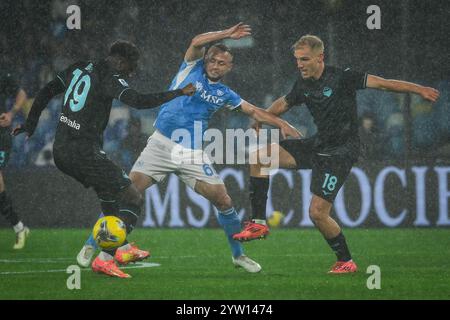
top-left (91, 256), bottom-right (131, 278)
top-left (232, 221), bottom-right (270, 242)
top-left (328, 260), bottom-right (358, 274)
top-left (115, 243), bottom-right (150, 265)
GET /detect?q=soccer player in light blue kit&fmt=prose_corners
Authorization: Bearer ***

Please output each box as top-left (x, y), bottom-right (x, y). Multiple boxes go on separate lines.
top-left (78, 23), bottom-right (300, 272)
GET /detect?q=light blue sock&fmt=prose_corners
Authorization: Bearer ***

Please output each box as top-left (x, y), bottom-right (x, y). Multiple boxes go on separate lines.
top-left (217, 207), bottom-right (244, 258)
top-left (84, 212), bottom-right (104, 249)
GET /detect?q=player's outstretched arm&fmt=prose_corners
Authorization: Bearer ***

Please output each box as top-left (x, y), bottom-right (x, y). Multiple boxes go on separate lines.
top-left (249, 96), bottom-right (293, 133)
top-left (184, 22), bottom-right (252, 62)
top-left (366, 75), bottom-right (440, 102)
top-left (120, 83), bottom-right (196, 109)
top-left (12, 79), bottom-right (65, 137)
top-left (0, 89), bottom-right (27, 127)
top-left (240, 100), bottom-right (302, 139)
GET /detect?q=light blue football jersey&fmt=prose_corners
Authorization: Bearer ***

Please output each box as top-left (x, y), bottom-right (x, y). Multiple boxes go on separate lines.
top-left (154, 59), bottom-right (242, 149)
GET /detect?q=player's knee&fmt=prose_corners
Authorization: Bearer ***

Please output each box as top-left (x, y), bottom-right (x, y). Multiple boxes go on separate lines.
top-left (309, 201), bottom-right (329, 222)
top-left (133, 191), bottom-right (144, 208)
top-left (121, 185), bottom-right (144, 208)
top-left (214, 193), bottom-right (233, 211)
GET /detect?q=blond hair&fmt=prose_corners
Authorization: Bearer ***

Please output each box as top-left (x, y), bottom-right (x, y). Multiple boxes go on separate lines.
top-left (292, 35), bottom-right (324, 54)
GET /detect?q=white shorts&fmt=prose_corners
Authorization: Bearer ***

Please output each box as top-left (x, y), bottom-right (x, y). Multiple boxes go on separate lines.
top-left (130, 130), bottom-right (224, 189)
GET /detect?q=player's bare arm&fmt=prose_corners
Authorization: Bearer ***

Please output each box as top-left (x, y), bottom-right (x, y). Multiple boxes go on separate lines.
top-left (0, 89), bottom-right (27, 127)
top-left (366, 74), bottom-right (440, 102)
top-left (240, 100), bottom-right (301, 139)
top-left (184, 22), bottom-right (252, 62)
top-left (250, 96), bottom-right (293, 132)
top-left (267, 96), bottom-right (292, 116)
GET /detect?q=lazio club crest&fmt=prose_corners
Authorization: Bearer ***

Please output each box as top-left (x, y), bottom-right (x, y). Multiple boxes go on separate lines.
top-left (323, 87), bottom-right (333, 97)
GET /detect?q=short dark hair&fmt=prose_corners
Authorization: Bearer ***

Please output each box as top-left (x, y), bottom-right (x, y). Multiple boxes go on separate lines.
top-left (109, 40), bottom-right (140, 62)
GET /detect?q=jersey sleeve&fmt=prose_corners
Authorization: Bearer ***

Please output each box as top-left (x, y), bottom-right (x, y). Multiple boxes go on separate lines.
top-left (343, 68), bottom-right (368, 90)
top-left (223, 88), bottom-right (243, 110)
top-left (171, 58), bottom-right (203, 90)
top-left (103, 75), bottom-right (131, 100)
top-left (284, 79), bottom-right (306, 106)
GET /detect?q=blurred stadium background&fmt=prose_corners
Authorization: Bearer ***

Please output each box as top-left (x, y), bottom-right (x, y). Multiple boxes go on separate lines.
top-left (0, 0), bottom-right (449, 300)
top-left (1, 0), bottom-right (449, 228)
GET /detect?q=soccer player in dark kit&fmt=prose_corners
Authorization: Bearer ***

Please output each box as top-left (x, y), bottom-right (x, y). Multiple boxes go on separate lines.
top-left (13, 40), bottom-right (196, 278)
top-left (0, 71), bottom-right (29, 249)
top-left (233, 35), bottom-right (440, 273)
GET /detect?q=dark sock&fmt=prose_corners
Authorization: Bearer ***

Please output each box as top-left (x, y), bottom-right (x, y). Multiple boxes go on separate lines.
top-left (249, 176), bottom-right (269, 221)
top-left (99, 199), bottom-right (120, 216)
top-left (326, 232), bottom-right (352, 262)
top-left (0, 191), bottom-right (20, 226)
top-left (117, 202), bottom-right (141, 234)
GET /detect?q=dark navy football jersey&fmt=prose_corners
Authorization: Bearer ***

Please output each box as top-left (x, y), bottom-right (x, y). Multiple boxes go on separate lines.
top-left (55, 60), bottom-right (130, 145)
top-left (285, 66), bottom-right (367, 156)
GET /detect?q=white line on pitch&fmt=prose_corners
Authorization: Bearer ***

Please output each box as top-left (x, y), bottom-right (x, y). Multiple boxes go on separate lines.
top-left (0, 262), bottom-right (160, 275)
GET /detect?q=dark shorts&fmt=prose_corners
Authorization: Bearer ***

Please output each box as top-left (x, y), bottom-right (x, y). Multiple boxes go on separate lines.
top-left (53, 142), bottom-right (131, 200)
top-left (279, 138), bottom-right (356, 203)
top-left (0, 130), bottom-right (12, 169)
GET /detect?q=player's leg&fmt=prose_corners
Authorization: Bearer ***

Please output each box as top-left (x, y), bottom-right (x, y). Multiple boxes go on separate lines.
top-left (112, 181), bottom-right (153, 265)
top-left (78, 133), bottom-right (168, 269)
top-left (112, 152), bottom-right (170, 266)
top-left (80, 183), bottom-right (147, 275)
top-left (90, 182), bottom-right (149, 278)
top-left (309, 156), bottom-right (357, 274)
top-left (234, 140), bottom-right (303, 241)
top-left (81, 171), bottom-right (154, 254)
top-left (51, 144), bottom-right (127, 275)
top-left (58, 146), bottom-right (142, 277)
top-left (129, 170), bottom-right (155, 193)
top-left (0, 147), bottom-right (30, 249)
top-left (193, 179), bottom-right (261, 273)
top-left (309, 195), bottom-right (356, 273)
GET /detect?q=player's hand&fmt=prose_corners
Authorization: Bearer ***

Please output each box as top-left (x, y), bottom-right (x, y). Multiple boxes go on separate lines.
top-left (418, 87), bottom-right (440, 103)
top-left (181, 83), bottom-right (196, 96)
top-left (226, 22), bottom-right (252, 40)
top-left (250, 119), bottom-right (262, 135)
top-left (0, 112), bottom-right (12, 127)
top-left (280, 122), bottom-right (302, 139)
top-left (11, 124), bottom-right (33, 138)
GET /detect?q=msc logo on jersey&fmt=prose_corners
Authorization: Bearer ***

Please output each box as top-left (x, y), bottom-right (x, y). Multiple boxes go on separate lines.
top-left (195, 81), bottom-right (224, 105)
top-left (323, 87), bottom-right (333, 97)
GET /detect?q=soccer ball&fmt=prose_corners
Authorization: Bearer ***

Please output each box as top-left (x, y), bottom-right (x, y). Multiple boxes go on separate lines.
top-left (92, 216), bottom-right (127, 250)
top-left (268, 211), bottom-right (285, 228)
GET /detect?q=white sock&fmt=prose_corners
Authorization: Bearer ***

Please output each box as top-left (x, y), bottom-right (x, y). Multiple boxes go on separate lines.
top-left (252, 219), bottom-right (267, 225)
top-left (99, 251), bottom-right (114, 261)
top-left (13, 221), bottom-right (24, 233)
top-left (118, 243), bottom-right (131, 251)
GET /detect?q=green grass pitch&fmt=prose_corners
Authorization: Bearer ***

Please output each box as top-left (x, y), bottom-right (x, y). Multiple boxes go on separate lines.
top-left (0, 228), bottom-right (449, 300)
